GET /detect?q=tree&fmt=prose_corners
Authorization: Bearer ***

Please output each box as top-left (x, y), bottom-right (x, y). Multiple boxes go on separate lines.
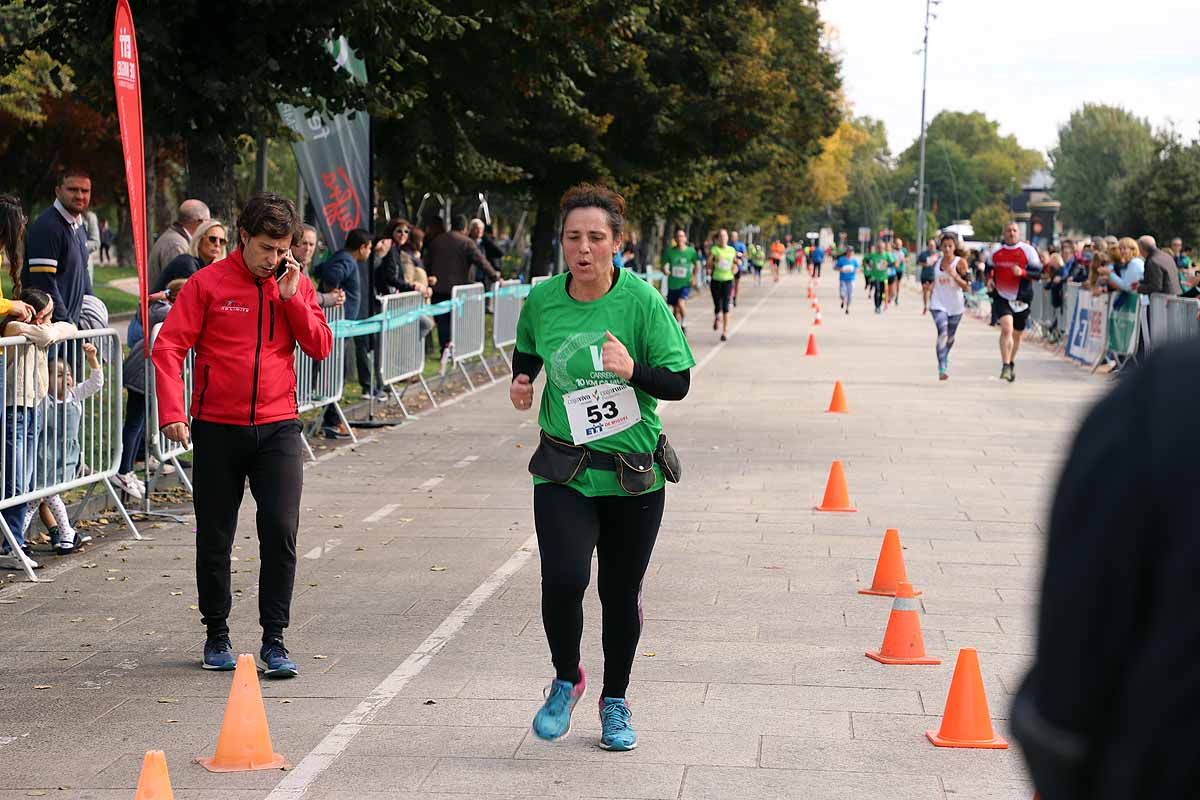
top-left (14, 1), bottom-right (475, 221)
top-left (1119, 132), bottom-right (1200, 245)
top-left (971, 201), bottom-right (1010, 242)
top-left (894, 111), bottom-right (1044, 227)
top-left (1050, 104), bottom-right (1155, 233)
top-left (889, 207), bottom-right (937, 246)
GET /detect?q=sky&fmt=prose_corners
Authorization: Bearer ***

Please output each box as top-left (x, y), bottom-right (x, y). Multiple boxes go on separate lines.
top-left (819, 0), bottom-right (1200, 159)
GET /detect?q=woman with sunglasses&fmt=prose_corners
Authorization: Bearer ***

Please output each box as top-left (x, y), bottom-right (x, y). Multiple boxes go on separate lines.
top-left (152, 219), bottom-right (228, 294)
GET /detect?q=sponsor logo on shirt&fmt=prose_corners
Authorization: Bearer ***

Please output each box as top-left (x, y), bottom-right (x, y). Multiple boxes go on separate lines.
top-left (221, 299), bottom-right (251, 313)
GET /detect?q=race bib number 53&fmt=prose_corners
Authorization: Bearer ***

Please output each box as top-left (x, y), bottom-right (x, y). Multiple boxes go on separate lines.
top-left (563, 383), bottom-right (642, 445)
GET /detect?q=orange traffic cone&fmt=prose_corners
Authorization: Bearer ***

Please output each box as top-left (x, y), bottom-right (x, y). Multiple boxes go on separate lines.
top-left (805, 334), bottom-right (819, 356)
top-left (813, 311), bottom-right (822, 326)
top-left (858, 528), bottom-right (919, 597)
top-left (195, 654), bottom-right (290, 772)
top-left (827, 381), bottom-right (849, 413)
top-left (815, 460), bottom-right (856, 512)
top-left (865, 582), bottom-right (940, 665)
top-left (926, 648), bottom-right (1008, 749)
top-left (134, 750), bottom-right (174, 800)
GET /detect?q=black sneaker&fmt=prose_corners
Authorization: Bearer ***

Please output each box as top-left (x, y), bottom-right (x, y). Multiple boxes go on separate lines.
top-left (1000, 364), bottom-right (1013, 382)
top-left (1005, 363), bottom-right (1016, 383)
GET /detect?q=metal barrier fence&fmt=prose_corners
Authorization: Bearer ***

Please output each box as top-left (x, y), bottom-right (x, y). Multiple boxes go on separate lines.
top-left (450, 282), bottom-right (494, 389)
top-left (294, 304), bottom-right (353, 458)
top-left (146, 323), bottom-right (193, 494)
top-left (1147, 293), bottom-right (1200, 350)
top-left (492, 280), bottom-right (523, 367)
top-left (0, 328), bottom-right (138, 581)
top-left (531, 275), bottom-right (552, 287)
top-left (378, 291), bottom-right (437, 416)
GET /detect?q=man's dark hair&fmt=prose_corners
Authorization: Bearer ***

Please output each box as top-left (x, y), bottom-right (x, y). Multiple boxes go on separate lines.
top-left (344, 229), bottom-right (371, 251)
top-left (452, 214), bottom-right (469, 232)
top-left (237, 193), bottom-right (301, 244)
top-left (56, 167), bottom-right (90, 186)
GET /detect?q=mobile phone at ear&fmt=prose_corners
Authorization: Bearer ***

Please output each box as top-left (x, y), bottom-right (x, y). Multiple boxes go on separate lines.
top-left (276, 253), bottom-right (292, 280)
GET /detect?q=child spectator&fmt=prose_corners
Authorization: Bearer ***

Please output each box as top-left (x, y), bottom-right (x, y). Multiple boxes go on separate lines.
top-left (0, 289), bottom-right (76, 567)
top-left (21, 341), bottom-right (103, 554)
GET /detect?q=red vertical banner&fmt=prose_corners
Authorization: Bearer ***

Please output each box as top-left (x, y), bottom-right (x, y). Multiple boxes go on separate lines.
top-left (112, 0), bottom-right (148, 354)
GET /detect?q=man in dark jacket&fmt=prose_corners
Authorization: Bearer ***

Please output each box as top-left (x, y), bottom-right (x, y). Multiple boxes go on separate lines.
top-left (1013, 341), bottom-right (1200, 799)
top-left (425, 214), bottom-right (499, 352)
top-left (314, 229), bottom-right (377, 432)
top-left (1135, 235), bottom-right (1182, 297)
top-left (23, 168), bottom-right (93, 324)
top-left (153, 193), bottom-right (330, 678)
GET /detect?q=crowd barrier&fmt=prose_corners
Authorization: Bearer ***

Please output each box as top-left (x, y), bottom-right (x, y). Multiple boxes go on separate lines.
top-left (1147, 293), bottom-right (1200, 350)
top-left (449, 283), bottom-right (494, 390)
top-left (492, 280), bottom-right (522, 367)
top-left (145, 323), bottom-right (195, 495)
top-left (294, 304), bottom-right (354, 458)
top-left (377, 290), bottom-right (436, 417)
top-left (0, 328), bottom-right (138, 581)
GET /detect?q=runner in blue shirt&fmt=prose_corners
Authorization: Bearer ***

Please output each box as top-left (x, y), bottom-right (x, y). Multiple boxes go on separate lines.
top-left (836, 247), bottom-right (860, 314)
top-left (729, 231), bottom-right (747, 308)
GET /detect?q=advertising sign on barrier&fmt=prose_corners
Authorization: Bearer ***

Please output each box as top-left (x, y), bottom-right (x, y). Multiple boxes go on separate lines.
top-left (1107, 292), bottom-right (1140, 356)
top-left (1066, 290), bottom-right (1109, 365)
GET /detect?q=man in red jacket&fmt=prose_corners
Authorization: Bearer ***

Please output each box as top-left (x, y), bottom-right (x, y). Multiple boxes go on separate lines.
top-left (153, 193), bottom-right (332, 677)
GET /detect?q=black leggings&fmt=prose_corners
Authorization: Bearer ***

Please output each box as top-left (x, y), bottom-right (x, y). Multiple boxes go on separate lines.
top-left (710, 280), bottom-right (733, 314)
top-left (534, 482), bottom-right (665, 698)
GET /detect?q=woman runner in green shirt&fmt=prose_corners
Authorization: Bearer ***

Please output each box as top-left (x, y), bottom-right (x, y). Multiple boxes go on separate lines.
top-left (510, 184), bottom-right (696, 752)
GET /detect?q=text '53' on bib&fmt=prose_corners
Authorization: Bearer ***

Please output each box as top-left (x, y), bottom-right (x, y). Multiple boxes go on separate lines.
top-left (563, 383), bottom-right (642, 445)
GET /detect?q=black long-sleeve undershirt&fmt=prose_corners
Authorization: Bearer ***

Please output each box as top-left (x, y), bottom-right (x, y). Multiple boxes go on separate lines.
top-left (512, 350), bottom-right (690, 401)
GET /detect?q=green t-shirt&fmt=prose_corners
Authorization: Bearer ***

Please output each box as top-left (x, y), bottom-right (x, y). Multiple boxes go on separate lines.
top-left (709, 245), bottom-right (737, 281)
top-left (516, 269), bottom-right (696, 497)
top-left (662, 245), bottom-right (699, 290)
top-left (863, 253), bottom-right (887, 281)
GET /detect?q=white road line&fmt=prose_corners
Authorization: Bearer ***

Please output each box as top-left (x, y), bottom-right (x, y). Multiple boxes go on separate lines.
top-left (302, 538), bottom-right (342, 560)
top-left (362, 504), bottom-right (401, 524)
top-left (451, 455), bottom-right (479, 469)
top-left (263, 281), bottom-right (785, 799)
top-left (308, 436), bottom-right (377, 467)
top-left (418, 476), bottom-right (444, 490)
top-left (264, 534), bottom-right (538, 800)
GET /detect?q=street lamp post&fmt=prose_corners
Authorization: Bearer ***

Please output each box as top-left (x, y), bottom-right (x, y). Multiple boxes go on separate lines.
top-left (915, 0), bottom-right (938, 249)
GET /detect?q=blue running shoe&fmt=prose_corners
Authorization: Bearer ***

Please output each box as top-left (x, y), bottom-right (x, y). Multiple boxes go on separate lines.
top-left (599, 697), bottom-right (637, 751)
top-left (257, 639), bottom-right (298, 679)
top-left (532, 666), bottom-right (586, 742)
top-left (202, 636), bottom-right (236, 671)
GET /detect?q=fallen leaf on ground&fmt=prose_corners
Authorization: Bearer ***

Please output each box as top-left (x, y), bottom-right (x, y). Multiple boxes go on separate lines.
top-left (424, 700), bottom-right (437, 705)
top-left (170, 591), bottom-right (183, 596)
top-left (156, 698), bottom-right (178, 704)
top-left (33, 685), bottom-right (52, 690)
top-left (313, 655), bottom-right (327, 660)
top-left (642, 652), bottom-right (656, 657)
top-left (430, 566), bottom-right (447, 572)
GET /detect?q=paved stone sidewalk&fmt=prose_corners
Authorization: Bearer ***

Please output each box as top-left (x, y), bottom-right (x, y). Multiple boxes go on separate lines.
top-left (0, 273), bottom-right (1106, 799)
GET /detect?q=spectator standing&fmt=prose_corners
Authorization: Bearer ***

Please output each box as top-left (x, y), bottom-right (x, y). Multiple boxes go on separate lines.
top-left (295, 224), bottom-right (343, 309)
top-left (0, 289), bottom-right (75, 569)
top-left (152, 219), bottom-right (227, 293)
top-left (152, 193), bottom-right (331, 676)
top-left (314, 228), bottom-right (376, 433)
top-left (1170, 237), bottom-right (1185, 267)
top-left (98, 218), bottom-right (113, 264)
top-left (147, 199), bottom-right (210, 289)
top-left (1135, 235), bottom-right (1182, 298)
top-left (0, 196), bottom-right (34, 325)
top-left (84, 209), bottom-right (100, 284)
top-left (470, 218), bottom-right (505, 278)
top-left (23, 168), bottom-right (93, 325)
top-left (425, 214), bottom-right (500, 354)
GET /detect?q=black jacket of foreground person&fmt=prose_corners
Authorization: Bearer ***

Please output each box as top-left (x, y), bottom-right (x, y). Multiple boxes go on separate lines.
top-left (1013, 342), bottom-right (1200, 799)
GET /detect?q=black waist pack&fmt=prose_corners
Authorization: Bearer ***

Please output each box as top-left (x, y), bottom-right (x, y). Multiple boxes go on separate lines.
top-left (529, 431), bottom-right (681, 495)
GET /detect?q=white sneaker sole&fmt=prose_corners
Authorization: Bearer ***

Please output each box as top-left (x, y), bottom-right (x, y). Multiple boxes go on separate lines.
top-left (599, 738), bottom-right (638, 752)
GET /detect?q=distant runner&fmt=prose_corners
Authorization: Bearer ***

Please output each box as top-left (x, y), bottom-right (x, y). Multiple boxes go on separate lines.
top-left (729, 230), bottom-right (747, 308)
top-left (661, 228), bottom-right (700, 335)
top-left (836, 246), bottom-right (860, 314)
top-left (708, 229), bottom-right (737, 341)
top-left (810, 244), bottom-right (825, 279)
top-left (918, 237), bottom-right (937, 314)
top-left (987, 222), bottom-right (1043, 382)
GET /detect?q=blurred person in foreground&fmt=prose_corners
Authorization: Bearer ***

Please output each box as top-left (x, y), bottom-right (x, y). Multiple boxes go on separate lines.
top-left (1013, 340), bottom-right (1200, 798)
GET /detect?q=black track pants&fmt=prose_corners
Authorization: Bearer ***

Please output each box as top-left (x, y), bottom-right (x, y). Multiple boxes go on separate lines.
top-left (533, 482), bottom-right (665, 698)
top-left (192, 418), bottom-right (305, 642)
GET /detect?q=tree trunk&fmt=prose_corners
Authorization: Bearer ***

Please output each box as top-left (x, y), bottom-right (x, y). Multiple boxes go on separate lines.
top-left (114, 200), bottom-right (132, 269)
top-left (185, 133), bottom-right (238, 227)
top-left (529, 190), bottom-right (560, 277)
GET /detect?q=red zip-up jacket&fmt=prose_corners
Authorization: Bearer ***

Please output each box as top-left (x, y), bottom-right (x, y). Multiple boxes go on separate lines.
top-left (152, 248), bottom-right (332, 428)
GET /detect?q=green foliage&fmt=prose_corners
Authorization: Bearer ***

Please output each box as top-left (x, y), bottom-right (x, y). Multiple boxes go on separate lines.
top-left (970, 201), bottom-right (1011, 242)
top-left (894, 111), bottom-right (1044, 227)
top-left (888, 207), bottom-right (937, 246)
top-left (1118, 132), bottom-right (1200, 245)
top-left (1049, 104), bottom-right (1155, 233)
